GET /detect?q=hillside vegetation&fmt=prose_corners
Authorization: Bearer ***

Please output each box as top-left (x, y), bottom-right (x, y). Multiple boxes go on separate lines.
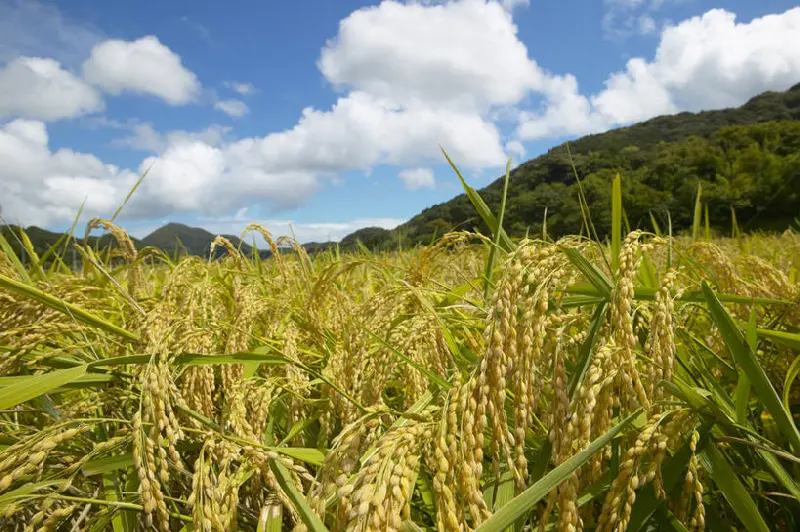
top-left (391, 83), bottom-right (800, 245)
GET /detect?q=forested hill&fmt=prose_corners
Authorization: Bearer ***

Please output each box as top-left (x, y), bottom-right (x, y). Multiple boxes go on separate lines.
top-left (375, 82), bottom-right (800, 246)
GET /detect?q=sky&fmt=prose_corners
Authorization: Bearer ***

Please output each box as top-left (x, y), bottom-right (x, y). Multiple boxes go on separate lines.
top-left (1, 0), bottom-right (799, 244)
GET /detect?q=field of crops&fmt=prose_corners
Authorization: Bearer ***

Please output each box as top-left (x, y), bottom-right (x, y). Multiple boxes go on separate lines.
top-left (2, 181), bottom-right (800, 531)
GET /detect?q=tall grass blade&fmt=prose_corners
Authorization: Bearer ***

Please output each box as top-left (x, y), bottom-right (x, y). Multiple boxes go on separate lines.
top-left (0, 273), bottom-right (140, 342)
top-left (474, 411), bottom-right (639, 532)
top-left (269, 460), bottom-right (329, 532)
top-left (692, 183), bottom-right (702, 242)
top-left (736, 307), bottom-right (756, 423)
top-left (0, 365), bottom-right (86, 410)
top-left (441, 147), bottom-right (514, 251)
top-left (700, 443), bottom-right (770, 532)
top-left (484, 159), bottom-right (512, 301)
top-left (611, 173), bottom-right (622, 276)
top-left (702, 282), bottom-right (800, 455)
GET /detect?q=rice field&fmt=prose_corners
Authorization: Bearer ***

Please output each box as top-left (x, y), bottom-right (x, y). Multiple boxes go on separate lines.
top-left (1, 182), bottom-right (800, 531)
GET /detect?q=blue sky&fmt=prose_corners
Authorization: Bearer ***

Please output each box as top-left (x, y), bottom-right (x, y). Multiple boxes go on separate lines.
top-left (1, 0), bottom-right (798, 243)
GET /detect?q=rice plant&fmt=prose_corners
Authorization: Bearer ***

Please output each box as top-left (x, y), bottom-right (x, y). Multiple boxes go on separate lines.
top-left (0, 170), bottom-right (799, 531)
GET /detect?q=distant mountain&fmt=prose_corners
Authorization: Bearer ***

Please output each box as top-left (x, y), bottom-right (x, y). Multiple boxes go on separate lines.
top-left (340, 82), bottom-right (800, 247)
top-left (139, 222), bottom-right (270, 259)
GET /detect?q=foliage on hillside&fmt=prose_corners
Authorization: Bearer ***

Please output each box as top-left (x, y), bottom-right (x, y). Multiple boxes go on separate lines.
top-left (398, 84), bottom-right (800, 244)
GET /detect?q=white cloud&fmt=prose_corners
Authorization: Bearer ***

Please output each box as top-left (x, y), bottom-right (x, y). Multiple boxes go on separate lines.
top-left (318, 0), bottom-right (541, 112)
top-left (505, 139), bottom-right (526, 158)
top-left (0, 119), bottom-right (137, 227)
top-left (224, 81), bottom-right (256, 95)
top-left (250, 91), bottom-right (506, 172)
top-left (214, 98), bottom-right (250, 117)
top-left (518, 7), bottom-right (800, 140)
top-left (399, 167), bottom-right (435, 190)
top-left (0, 57), bottom-right (103, 120)
top-left (602, 0), bottom-right (678, 39)
top-left (501, 0), bottom-right (530, 11)
top-left (82, 36), bottom-right (200, 104)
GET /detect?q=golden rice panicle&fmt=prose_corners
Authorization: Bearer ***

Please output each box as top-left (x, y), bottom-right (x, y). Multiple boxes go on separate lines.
top-left (309, 414), bottom-right (382, 524)
top-left (675, 429), bottom-right (705, 532)
top-left (0, 425), bottom-right (86, 494)
top-left (344, 419), bottom-right (433, 532)
top-left (430, 376), bottom-right (464, 532)
top-left (209, 235), bottom-right (243, 265)
top-left (611, 231), bottom-right (656, 412)
top-left (86, 217), bottom-right (142, 296)
top-left (645, 268), bottom-right (679, 404)
top-left (595, 413), bottom-right (663, 532)
top-left (134, 322), bottom-right (185, 531)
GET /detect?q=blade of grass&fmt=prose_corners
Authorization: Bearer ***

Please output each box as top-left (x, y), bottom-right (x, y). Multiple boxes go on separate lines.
top-left (474, 410), bottom-right (640, 532)
top-left (440, 147), bottom-right (514, 252)
top-left (484, 158), bottom-right (512, 301)
top-left (611, 173), bottom-right (622, 276)
top-left (0, 365), bottom-right (87, 410)
top-left (560, 247), bottom-right (612, 300)
top-left (702, 282), bottom-right (800, 455)
top-left (736, 307), bottom-right (756, 424)
top-left (269, 460), bottom-right (329, 532)
top-left (692, 183), bottom-right (702, 242)
top-left (700, 442), bottom-right (770, 532)
top-left (0, 273), bottom-right (140, 342)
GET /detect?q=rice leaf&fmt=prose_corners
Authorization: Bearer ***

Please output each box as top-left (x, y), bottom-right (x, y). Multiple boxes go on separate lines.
top-left (700, 443), bottom-right (770, 532)
top-left (270, 459), bottom-right (329, 532)
top-left (611, 173), bottom-right (622, 276)
top-left (0, 273), bottom-right (140, 342)
top-left (702, 282), bottom-right (800, 455)
top-left (474, 411), bottom-right (640, 532)
top-left (0, 365), bottom-right (87, 410)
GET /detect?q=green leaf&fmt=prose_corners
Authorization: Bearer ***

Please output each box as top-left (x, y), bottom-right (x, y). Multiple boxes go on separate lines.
top-left (269, 459), bottom-right (329, 532)
top-left (82, 453), bottom-right (134, 476)
top-left (611, 173), bottom-right (622, 276)
top-left (568, 303), bottom-right (607, 397)
top-left (0, 229), bottom-right (32, 284)
top-left (736, 307), bottom-right (756, 423)
top-left (700, 443), bottom-right (770, 532)
top-left (0, 365), bottom-right (87, 410)
top-left (702, 282), bottom-right (800, 455)
top-left (441, 147), bottom-right (514, 252)
top-left (258, 504), bottom-right (283, 532)
top-left (0, 273), bottom-right (139, 342)
top-left (560, 246), bottom-right (612, 300)
top-left (484, 159), bottom-right (512, 301)
top-left (692, 183), bottom-right (703, 243)
top-left (474, 411), bottom-right (640, 532)
top-left (272, 447), bottom-right (326, 467)
top-left (784, 354), bottom-right (800, 412)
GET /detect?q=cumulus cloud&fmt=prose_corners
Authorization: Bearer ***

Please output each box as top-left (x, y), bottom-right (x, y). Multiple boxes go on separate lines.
top-left (82, 36), bottom-right (200, 104)
top-left (0, 57), bottom-right (103, 120)
top-left (319, 0), bottom-right (541, 112)
top-left (214, 99), bottom-right (250, 117)
top-left (112, 122), bottom-right (230, 153)
top-left (0, 119), bottom-right (137, 227)
top-left (224, 81), bottom-right (256, 95)
top-left (603, 0), bottom-right (669, 39)
top-left (518, 7), bottom-right (800, 140)
top-left (399, 167), bottom-right (435, 190)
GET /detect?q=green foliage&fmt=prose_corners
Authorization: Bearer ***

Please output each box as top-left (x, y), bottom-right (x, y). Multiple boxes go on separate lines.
top-left (395, 84), bottom-right (800, 244)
